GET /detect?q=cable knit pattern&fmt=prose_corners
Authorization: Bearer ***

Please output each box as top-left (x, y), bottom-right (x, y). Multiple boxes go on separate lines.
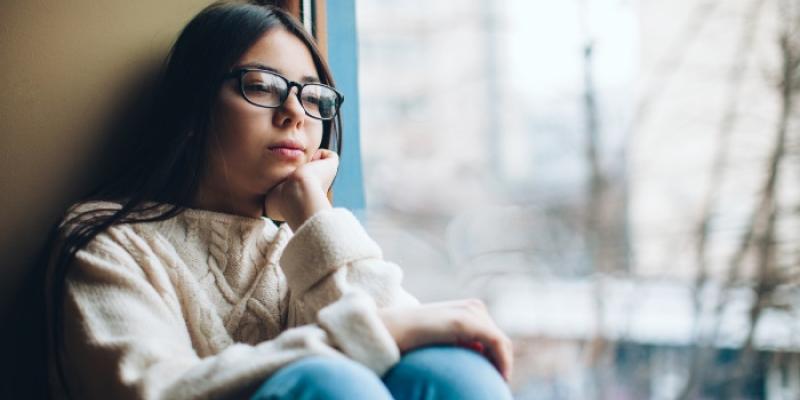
top-left (48, 202), bottom-right (420, 400)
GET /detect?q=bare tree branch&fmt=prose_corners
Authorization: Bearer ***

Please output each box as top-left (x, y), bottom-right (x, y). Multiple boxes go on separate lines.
top-left (630, 1), bottom-right (719, 135)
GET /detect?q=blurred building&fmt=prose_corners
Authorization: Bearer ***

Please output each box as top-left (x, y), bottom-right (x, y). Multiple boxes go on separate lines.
top-left (356, 0), bottom-right (798, 398)
top-left (358, 0), bottom-right (633, 294)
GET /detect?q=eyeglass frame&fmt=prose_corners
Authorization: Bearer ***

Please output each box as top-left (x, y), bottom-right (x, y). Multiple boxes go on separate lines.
top-left (222, 68), bottom-right (344, 121)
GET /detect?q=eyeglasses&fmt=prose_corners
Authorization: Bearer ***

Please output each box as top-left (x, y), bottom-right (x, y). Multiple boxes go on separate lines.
top-left (224, 68), bottom-right (344, 120)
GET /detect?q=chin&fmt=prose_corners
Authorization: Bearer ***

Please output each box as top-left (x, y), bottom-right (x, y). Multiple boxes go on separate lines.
top-left (260, 166), bottom-right (297, 186)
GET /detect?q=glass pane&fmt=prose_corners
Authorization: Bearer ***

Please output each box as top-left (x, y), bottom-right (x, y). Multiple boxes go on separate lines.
top-left (301, 85), bottom-right (338, 119)
top-left (358, 0), bottom-right (800, 398)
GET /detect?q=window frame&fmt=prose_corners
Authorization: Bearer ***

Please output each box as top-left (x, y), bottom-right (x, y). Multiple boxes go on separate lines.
top-left (282, 0), bottom-right (366, 210)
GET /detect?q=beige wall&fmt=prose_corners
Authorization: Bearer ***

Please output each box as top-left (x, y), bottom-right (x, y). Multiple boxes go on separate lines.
top-left (0, 0), bottom-right (213, 392)
top-left (0, 0), bottom-right (215, 311)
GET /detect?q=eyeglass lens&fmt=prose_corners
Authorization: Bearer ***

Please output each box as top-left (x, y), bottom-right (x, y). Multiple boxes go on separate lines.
top-left (241, 70), bottom-right (339, 119)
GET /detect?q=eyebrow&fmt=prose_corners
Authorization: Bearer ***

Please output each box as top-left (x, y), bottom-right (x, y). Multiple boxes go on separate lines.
top-left (237, 62), bottom-right (321, 83)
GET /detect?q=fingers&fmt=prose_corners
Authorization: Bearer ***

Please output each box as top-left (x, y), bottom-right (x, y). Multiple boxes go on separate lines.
top-left (484, 330), bottom-right (514, 382)
top-left (458, 299), bottom-right (514, 382)
top-left (456, 339), bottom-right (485, 354)
top-left (468, 322), bottom-right (513, 381)
top-left (392, 299), bottom-right (515, 382)
top-left (306, 150), bottom-right (339, 192)
top-left (311, 148), bottom-right (337, 161)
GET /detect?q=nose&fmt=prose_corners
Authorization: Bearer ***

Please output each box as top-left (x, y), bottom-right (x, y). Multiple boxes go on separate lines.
top-left (273, 87), bottom-right (305, 129)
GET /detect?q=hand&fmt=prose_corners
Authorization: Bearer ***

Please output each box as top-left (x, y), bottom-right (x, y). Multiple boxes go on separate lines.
top-left (264, 149), bottom-right (339, 230)
top-left (378, 299), bottom-right (514, 381)
top-left (298, 148), bottom-right (339, 193)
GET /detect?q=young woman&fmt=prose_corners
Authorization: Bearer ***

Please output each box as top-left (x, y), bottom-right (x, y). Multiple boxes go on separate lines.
top-left (46, 2), bottom-right (513, 399)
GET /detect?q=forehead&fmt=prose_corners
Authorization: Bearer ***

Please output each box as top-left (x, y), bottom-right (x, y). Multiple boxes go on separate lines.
top-left (236, 28), bottom-right (319, 82)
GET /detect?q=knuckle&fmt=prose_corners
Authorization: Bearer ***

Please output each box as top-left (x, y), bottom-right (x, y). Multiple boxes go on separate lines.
top-left (449, 316), bottom-right (467, 331)
top-left (487, 330), bottom-right (511, 348)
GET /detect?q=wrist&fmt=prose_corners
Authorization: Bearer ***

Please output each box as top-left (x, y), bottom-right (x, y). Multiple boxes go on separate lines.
top-left (284, 184), bottom-right (332, 231)
top-left (378, 308), bottom-right (410, 352)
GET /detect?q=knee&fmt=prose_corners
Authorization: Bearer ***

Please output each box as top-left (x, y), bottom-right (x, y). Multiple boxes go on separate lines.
top-left (251, 356), bottom-right (392, 400)
top-left (383, 345), bottom-right (513, 400)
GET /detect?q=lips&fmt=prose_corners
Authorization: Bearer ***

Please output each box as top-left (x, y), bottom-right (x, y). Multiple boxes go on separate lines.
top-left (268, 140), bottom-right (305, 160)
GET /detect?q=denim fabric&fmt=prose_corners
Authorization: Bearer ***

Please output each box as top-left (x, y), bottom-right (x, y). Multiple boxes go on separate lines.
top-left (250, 345), bottom-right (513, 400)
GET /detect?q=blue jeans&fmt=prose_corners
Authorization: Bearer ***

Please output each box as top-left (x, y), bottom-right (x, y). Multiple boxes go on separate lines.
top-left (250, 345), bottom-right (514, 400)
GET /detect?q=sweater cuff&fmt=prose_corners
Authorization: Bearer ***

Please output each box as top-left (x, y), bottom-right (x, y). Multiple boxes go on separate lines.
top-left (281, 208), bottom-right (382, 295)
top-left (316, 290), bottom-right (400, 376)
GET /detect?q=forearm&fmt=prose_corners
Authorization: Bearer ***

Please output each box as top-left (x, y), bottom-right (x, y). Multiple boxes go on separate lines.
top-left (280, 208), bottom-right (419, 311)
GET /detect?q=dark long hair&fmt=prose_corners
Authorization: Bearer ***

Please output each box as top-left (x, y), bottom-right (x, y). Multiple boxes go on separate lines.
top-left (47, 2), bottom-right (342, 396)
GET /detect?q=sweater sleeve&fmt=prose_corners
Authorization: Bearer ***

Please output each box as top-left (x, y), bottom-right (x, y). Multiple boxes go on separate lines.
top-left (279, 208), bottom-right (421, 373)
top-left (56, 230), bottom-right (355, 400)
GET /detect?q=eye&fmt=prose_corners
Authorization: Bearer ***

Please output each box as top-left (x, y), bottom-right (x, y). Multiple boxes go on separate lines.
top-left (244, 81), bottom-right (281, 94)
top-left (302, 93), bottom-right (321, 104)
top-left (241, 71), bottom-right (287, 97)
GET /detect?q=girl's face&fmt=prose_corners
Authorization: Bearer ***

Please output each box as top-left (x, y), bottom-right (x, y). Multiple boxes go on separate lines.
top-left (198, 28), bottom-right (324, 216)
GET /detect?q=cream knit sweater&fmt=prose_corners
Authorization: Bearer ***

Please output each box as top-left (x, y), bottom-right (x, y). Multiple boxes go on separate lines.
top-left (49, 201), bottom-right (420, 400)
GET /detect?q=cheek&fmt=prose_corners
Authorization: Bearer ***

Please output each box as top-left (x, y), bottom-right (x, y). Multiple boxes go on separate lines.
top-left (213, 96), bottom-right (269, 156)
top-left (308, 121), bottom-right (325, 152)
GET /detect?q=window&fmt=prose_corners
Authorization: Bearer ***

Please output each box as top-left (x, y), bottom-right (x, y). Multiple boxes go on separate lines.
top-left (354, 0), bottom-right (800, 398)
